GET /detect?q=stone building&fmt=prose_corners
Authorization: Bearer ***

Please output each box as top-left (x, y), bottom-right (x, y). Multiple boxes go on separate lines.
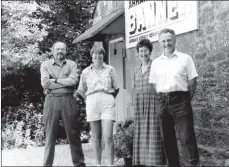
top-left (73, 1), bottom-right (229, 165)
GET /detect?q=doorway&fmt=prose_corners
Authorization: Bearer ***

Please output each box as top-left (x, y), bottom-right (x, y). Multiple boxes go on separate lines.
top-left (109, 37), bottom-right (127, 122)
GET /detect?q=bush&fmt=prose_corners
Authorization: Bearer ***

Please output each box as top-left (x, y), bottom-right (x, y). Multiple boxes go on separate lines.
top-left (1, 85), bottom-right (21, 107)
top-left (74, 94), bottom-right (90, 133)
top-left (1, 0), bottom-right (95, 149)
top-left (1, 65), bottom-right (45, 108)
top-left (1, 102), bottom-right (45, 149)
top-left (113, 117), bottom-right (134, 159)
top-left (1, 97), bottom-right (90, 149)
top-left (80, 131), bottom-right (91, 143)
top-left (74, 93), bottom-right (91, 143)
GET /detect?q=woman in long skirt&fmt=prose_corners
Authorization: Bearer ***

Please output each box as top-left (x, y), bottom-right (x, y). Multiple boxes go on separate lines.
top-left (132, 39), bottom-right (166, 166)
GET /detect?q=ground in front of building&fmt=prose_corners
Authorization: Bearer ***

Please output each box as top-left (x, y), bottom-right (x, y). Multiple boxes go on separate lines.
top-left (1, 143), bottom-right (124, 166)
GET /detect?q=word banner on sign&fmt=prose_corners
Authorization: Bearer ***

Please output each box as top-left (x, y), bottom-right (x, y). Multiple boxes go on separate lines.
top-left (125, 1), bottom-right (198, 49)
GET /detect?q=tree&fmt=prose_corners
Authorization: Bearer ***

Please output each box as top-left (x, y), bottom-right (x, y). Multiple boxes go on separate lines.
top-left (37, 0), bottom-right (96, 71)
top-left (1, 1), bottom-right (51, 106)
top-left (1, 0), bottom-right (96, 104)
top-left (1, 0), bottom-right (96, 148)
top-left (1, 1), bottom-right (50, 77)
top-left (1, 0), bottom-right (95, 147)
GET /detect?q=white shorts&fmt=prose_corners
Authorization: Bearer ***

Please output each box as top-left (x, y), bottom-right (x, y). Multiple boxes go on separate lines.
top-left (85, 92), bottom-right (116, 122)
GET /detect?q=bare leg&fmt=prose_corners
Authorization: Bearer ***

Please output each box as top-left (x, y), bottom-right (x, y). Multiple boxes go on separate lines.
top-left (90, 120), bottom-right (102, 165)
top-left (102, 119), bottom-right (114, 165)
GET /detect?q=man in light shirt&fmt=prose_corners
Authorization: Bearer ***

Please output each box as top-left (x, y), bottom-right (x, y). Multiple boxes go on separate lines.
top-left (149, 29), bottom-right (199, 167)
top-left (40, 41), bottom-right (85, 167)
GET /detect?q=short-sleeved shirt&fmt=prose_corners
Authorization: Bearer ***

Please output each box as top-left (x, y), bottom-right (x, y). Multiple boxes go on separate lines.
top-left (149, 50), bottom-right (198, 93)
top-left (40, 59), bottom-right (78, 94)
top-left (78, 63), bottom-right (119, 97)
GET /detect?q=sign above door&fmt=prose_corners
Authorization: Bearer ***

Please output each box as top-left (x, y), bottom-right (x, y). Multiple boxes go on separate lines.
top-left (124, 1), bottom-right (198, 49)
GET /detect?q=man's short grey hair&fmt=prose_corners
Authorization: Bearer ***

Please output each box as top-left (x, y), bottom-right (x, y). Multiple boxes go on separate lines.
top-left (158, 28), bottom-right (176, 38)
top-left (51, 41), bottom-right (68, 51)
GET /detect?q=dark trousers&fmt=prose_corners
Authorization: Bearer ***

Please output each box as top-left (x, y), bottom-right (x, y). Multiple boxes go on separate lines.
top-left (158, 91), bottom-right (199, 167)
top-left (43, 94), bottom-right (85, 167)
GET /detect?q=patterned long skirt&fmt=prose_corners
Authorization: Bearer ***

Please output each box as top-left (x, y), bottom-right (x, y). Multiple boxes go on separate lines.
top-left (132, 92), bottom-right (166, 166)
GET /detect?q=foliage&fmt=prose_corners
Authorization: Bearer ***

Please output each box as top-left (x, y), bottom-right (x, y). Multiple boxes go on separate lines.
top-left (80, 131), bottom-right (91, 143)
top-left (74, 94), bottom-right (91, 134)
top-left (1, 99), bottom-right (91, 150)
top-left (113, 118), bottom-right (134, 159)
top-left (1, 0), bottom-right (96, 107)
top-left (1, 86), bottom-right (21, 107)
top-left (37, 0), bottom-right (96, 71)
top-left (1, 1), bottom-right (50, 77)
top-left (1, 102), bottom-right (45, 149)
top-left (2, 69), bottom-right (44, 107)
top-left (1, 0), bottom-right (96, 149)
top-left (1, 1), bottom-right (49, 107)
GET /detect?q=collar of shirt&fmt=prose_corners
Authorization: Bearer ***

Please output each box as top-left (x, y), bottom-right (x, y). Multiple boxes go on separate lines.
top-left (52, 58), bottom-right (66, 66)
top-left (89, 63), bottom-right (107, 70)
top-left (136, 60), bottom-right (152, 73)
top-left (160, 50), bottom-right (179, 60)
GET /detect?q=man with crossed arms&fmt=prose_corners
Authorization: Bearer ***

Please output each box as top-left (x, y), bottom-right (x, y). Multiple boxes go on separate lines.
top-left (40, 41), bottom-right (85, 167)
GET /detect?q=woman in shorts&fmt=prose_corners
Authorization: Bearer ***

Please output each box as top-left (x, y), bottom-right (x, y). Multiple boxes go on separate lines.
top-left (77, 44), bottom-right (119, 166)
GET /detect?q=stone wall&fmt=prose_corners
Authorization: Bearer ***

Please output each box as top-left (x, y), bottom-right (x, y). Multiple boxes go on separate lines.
top-left (192, 1), bottom-right (229, 165)
top-left (93, 1), bottom-right (229, 165)
top-left (142, 1), bottom-right (229, 165)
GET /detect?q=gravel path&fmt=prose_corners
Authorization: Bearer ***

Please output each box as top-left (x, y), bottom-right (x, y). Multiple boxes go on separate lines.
top-left (2, 143), bottom-right (124, 166)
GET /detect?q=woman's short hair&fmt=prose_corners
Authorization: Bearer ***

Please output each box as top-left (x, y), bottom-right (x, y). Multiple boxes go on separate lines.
top-left (90, 45), bottom-right (106, 56)
top-left (136, 39), bottom-right (153, 53)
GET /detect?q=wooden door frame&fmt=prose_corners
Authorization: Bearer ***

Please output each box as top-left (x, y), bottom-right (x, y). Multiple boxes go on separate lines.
top-left (108, 37), bottom-right (124, 63)
top-left (108, 37), bottom-right (126, 89)
top-left (109, 37), bottom-right (123, 44)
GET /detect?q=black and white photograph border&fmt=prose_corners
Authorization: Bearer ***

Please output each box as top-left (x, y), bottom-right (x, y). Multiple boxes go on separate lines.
top-left (1, 1), bottom-right (229, 167)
